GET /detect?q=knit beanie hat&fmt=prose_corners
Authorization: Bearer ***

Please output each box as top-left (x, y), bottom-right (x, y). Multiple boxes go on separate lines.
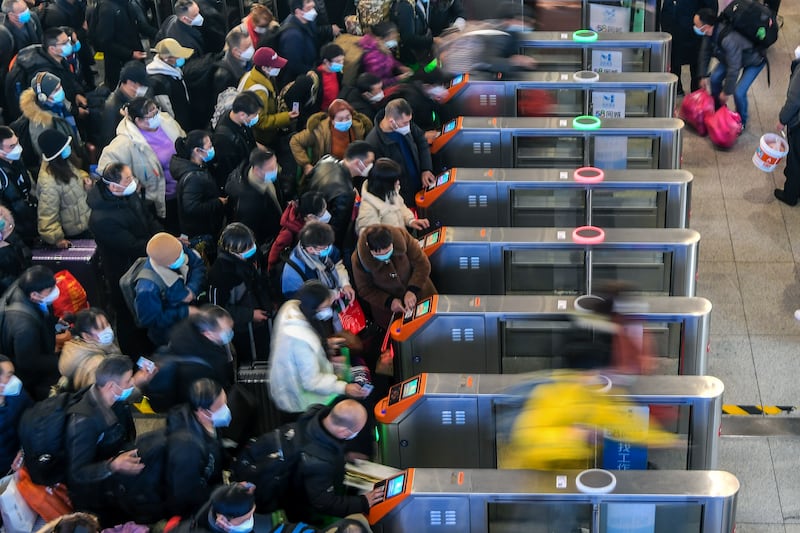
top-left (327, 98), bottom-right (354, 120)
top-left (146, 232), bottom-right (182, 267)
top-left (38, 129), bottom-right (71, 162)
top-left (210, 485), bottom-right (254, 519)
top-left (31, 71), bottom-right (61, 98)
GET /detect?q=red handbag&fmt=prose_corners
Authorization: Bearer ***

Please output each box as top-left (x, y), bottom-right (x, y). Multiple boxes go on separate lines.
top-left (338, 299), bottom-right (367, 335)
top-left (375, 313), bottom-right (397, 376)
top-left (679, 89), bottom-right (715, 136)
top-left (705, 106), bottom-right (742, 149)
top-left (51, 269), bottom-right (89, 318)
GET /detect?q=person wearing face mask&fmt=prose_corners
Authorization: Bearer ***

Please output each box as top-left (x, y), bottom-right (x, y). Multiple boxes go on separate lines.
top-left (389, 0), bottom-right (434, 66)
top-left (304, 141), bottom-right (375, 253)
top-left (98, 96), bottom-right (186, 230)
top-left (92, 0), bottom-right (148, 89)
top-left (276, 0), bottom-right (321, 90)
top-left (243, 3), bottom-right (279, 50)
top-left (146, 38), bottom-right (195, 131)
top-left (290, 98), bottom-right (372, 177)
top-left (359, 21), bottom-right (412, 88)
top-left (178, 483), bottom-right (289, 533)
top-left (225, 148), bottom-right (285, 245)
top-left (240, 47), bottom-right (296, 151)
top-left (382, 67), bottom-right (452, 141)
top-left (269, 191), bottom-right (330, 272)
top-left (0, 126), bottom-right (37, 245)
top-left (355, 157), bottom-right (429, 235)
top-left (775, 45), bottom-right (800, 207)
top-left (35, 129), bottom-right (92, 249)
top-left (100, 62), bottom-right (152, 150)
top-left (172, 130), bottom-right (226, 253)
top-left (0, 206), bottom-right (32, 295)
top-left (212, 92), bottom-right (260, 190)
top-left (338, 72), bottom-right (385, 123)
top-left (59, 308), bottom-right (130, 390)
top-left (136, 232), bottom-right (207, 346)
top-left (1, 0), bottom-right (43, 56)
top-left (0, 355), bottom-right (33, 473)
top-left (280, 221), bottom-right (355, 302)
top-left (164, 378), bottom-right (229, 516)
top-left (316, 43), bottom-right (346, 113)
top-left (65, 355), bottom-right (141, 523)
top-left (18, 71), bottom-right (83, 164)
top-left (269, 282), bottom-right (370, 422)
top-left (365, 98), bottom-right (435, 207)
top-left (353, 223), bottom-right (436, 330)
top-left (659, 0), bottom-right (717, 96)
top-left (0, 265), bottom-right (63, 400)
top-left (209, 224), bottom-right (271, 363)
top-left (155, 0), bottom-right (207, 57)
top-left (212, 26), bottom-right (256, 99)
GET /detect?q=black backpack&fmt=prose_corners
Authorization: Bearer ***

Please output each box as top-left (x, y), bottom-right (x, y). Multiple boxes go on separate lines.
top-left (141, 352), bottom-right (213, 413)
top-left (720, 0), bottom-right (779, 51)
top-left (229, 422), bottom-right (304, 513)
top-left (18, 388), bottom-right (89, 486)
top-left (116, 429), bottom-right (170, 523)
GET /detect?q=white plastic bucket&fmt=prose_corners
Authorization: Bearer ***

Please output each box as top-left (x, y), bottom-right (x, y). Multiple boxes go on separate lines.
top-left (753, 133), bottom-right (789, 172)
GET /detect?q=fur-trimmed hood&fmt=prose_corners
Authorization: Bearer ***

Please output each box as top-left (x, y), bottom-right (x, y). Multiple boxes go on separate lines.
top-left (19, 88), bottom-right (57, 126)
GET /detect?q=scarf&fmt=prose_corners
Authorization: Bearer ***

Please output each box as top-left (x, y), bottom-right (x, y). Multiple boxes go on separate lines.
top-left (296, 244), bottom-right (339, 290)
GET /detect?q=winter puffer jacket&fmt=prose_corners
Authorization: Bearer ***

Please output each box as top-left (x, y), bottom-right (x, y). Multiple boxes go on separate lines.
top-left (36, 162), bottom-right (91, 245)
top-left (170, 155), bottom-right (224, 238)
top-left (289, 110), bottom-right (372, 169)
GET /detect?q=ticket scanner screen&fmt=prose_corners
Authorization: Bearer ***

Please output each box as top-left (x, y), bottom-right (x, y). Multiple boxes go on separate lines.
top-left (427, 171), bottom-right (451, 191)
top-left (450, 74), bottom-right (464, 87)
top-left (385, 473), bottom-right (406, 499)
top-left (388, 376), bottom-right (422, 406)
top-left (443, 120), bottom-right (457, 134)
top-left (424, 231), bottom-right (440, 247)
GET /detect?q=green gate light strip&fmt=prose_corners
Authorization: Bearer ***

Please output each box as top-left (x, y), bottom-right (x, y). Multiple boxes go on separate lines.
top-left (572, 115), bottom-right (602, 130)
top-left (573, 29), bottom-right (598, 42)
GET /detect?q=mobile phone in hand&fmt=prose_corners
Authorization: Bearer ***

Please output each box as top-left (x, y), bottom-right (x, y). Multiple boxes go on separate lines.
top-left (361, 383), bottom-right (374, 395)
top-left (292, 102), bottom-right (300, 113)
top-left (136, 356), bottom-right (155, 373)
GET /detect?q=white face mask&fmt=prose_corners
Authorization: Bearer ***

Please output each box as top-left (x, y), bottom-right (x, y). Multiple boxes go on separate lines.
top-left (253, 25), bottom-right (268, 34)
top-left (97, 326), bottom-right (115, 345)
top-left (318, 210), bottom-right (332, 223)
top-left (122, 178), bottom-right (138, 196)
top-left (302, 7), bottom-right (317, 21)
top-left (1, 144), bottom-right (23, 161)
top-left (135, 86), bottom-right (149, 97)
top-left (41, 286), bottom-right (60, 305)
top-left (395, 124), bottom-right (411, 135)
top-left (240, 45), bottom-right (255, 60)
top-left (268, 67), bottom-right (281, 77)
top-left (360, 162), bottom-right (373, 177)
top-left (147, 114), bottom-right (161, 130)
top-left (795, 45), bottom-right (800, 60)
top-left (190, 13), bottom-right (204, 26)
top-left (1, 375), bottom-right (22, 396)
top-left (227, 516), bottom-right (254, 533)
top-left (368, 90), bottom-right (384, 103)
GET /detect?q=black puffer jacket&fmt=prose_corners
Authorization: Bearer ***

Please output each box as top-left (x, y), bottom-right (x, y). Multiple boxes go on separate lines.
top-left (166, 318), bottom-right (234, 392)
top-left (211, 113), bottom-right (256, 190)
top-left (304, 158), bottom-right (356, 251)
top-left (0, 159), bottom-right (37, 244)
top-left (86, 180), bottom-right (163, 282)
top-left (155, 16), bottom-right (206, 56)
top-left (0, 387), bottom-right (33, 473)
top-left (0, 233), bottom-right (31, 295)
top-left (65, 386), bottom-right (136, 510)
top-left (224, 162), bottom-right (283, 245)
top-left (165, 404), bottom-right (224, 517)
top-left (171, 155), bottom-right (225, 238)
top-left (285, 404), bottom-right (369, 524)
top-left (208, 250), bottom-right (270, 332)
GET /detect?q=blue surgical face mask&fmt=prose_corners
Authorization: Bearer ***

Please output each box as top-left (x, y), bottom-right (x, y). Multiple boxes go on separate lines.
top-left (315, 307), bottom-right (334, 320)
top-left (264, 169), bottom-right (278, 183)
top-left (693, 25), bottom-right (706, 36)
top-left (60, 42), bottom-right (73, 57)
top-left (333, 120), bottom-right (352, 132)
top-left (60, 145), bottom-right (72, 159)
top-left (201, 146), bottom-right (215, 162)
top-left (218, 329), bottom-right (234, 345)
top-left (175, 57), bottom-right (186, 68)
top-left (169, 252), bottom-right (187, 270)
top-left (241, 244), bottom-right (257, 259)
top-left (1, 375), bottom-right (22, 396)
top-left (97, 326), bottom-right (115, 345)
top-left (73, 40), bottom-right (81, 52)
top-left (51, 88), bottom-right (65, 104)
top-left (227, 516), bottom-right (254, 533)
top-left (318, 244), bottom-right (332, 258)
top-left (210, 404), bottom-right (232, 427)
top-left (246, 115), bottom-right (258, 127)
top-left (115, 383), bottom-right (134, 402)
top-left (318, 210), bottom-right (332, 223)
top-left (0, 219), bottom-right (5, 233)
top-left (373, 249), bottom-right (393, 262)
top-left (329, 62), bottom-right (344, 73)
top-left (17, 8), bottom-right (31, 23)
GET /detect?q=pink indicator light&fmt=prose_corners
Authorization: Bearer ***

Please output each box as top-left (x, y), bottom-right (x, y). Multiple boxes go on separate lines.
top-left (572, 226), bottom-right (605, 245)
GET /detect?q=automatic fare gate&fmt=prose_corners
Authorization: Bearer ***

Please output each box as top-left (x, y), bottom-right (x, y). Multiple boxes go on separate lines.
top-left (415, 168), bottom-right (692, 229)
top-left (442, 71), bottom-right (677, 118)
top-left (366, 469), bottom-right (738, 533)
top-left (374, 373), bottom-right (723, 471)
top-left (417, 227), bottom-right (699, 297)
top-left (431, 117), bottom-right (682, 171)
top-left (388, 295), bottom-right (711, 378)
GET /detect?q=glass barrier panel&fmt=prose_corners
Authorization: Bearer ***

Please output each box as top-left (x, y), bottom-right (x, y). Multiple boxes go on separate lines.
top-left (489, 502), bottom-right (593, 533)
top-left (505, 249), bottom-right (586, 294)
top-left (592, 250), bottom-right (672, 295)
top-left (516, 137), bottom-right (586, 168)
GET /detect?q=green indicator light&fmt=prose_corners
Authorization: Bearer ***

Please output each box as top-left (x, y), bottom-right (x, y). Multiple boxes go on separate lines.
top-left (573, 29), bottom-right (598, 42)
top-left (572, 115), bottom-right (602, 130)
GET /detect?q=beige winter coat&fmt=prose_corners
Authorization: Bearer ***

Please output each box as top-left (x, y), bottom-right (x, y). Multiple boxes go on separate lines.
top-left (355, 180), bottom-right (415, 234)
top-left (36, 162), bottom-right (91, 244)
top-left (97, 112), bottom-right (184, 218)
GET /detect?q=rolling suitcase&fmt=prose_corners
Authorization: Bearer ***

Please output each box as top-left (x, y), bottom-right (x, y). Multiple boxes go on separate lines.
top-left (31, 239), bottom-right (105, 309)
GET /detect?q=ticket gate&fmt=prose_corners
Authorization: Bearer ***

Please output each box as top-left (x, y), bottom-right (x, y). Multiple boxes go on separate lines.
top-left (516, 31), bottom-right (672, 73)
top-left (416, 168), bottom-right (692, 229)
top-left (368, 468), bottom-right (738, 533)
top-left (443, 72), bottom-right (677, 118)
top-left (389, 295), bottom-right (711, 378)
top-left (418, 227), bottom-right (699, 297)
top-left (375, 373), bottom-right (723, 471)
top-left (431, 117), bottom-right (683, 170)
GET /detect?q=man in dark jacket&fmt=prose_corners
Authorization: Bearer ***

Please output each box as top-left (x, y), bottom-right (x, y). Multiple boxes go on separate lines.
top-left (285, 400), bottom-right (383, 524)
top-left (155, 0), bottom-right (207, 57)
top-left (93, 0), bottom-right (147, 88)
top-left (276, 0), bottom-right (320, 90)
top-left (0, 266), bottom-right (61, 400)
top-left (65, 356), bottom-right (141, 524)
top-left (212, 92), bottom-right (260, 190)
top-left (660, 0), bottom-right (717, 95)
top-left (338, 73), bottom-right (384, 124)
top-left (775, 49), bottom-right (800, 206)
top-left (427, 0), bottom-right (466, 36)
top-left (695, 8), bottom-right (766, 131)
top-left (1, 0), bottom-right (43, 55)
top-left (225, 148), bottom-right (284, 245)
top-left (194, 0), bottom-right (226, 53)
top-left (87, 162), bottom-right (163, 354)
top-left (39, 0), bottom-right (96, 89)
top-left (365, 98), bottom-right (435, 207)
top-left (146, 38), bottom-right (194, 131)
top-left (99, 61), bottom-right (150, 149)
top-left (165, 378), bottom-right (228, 517)
top-left (390, 0), bottom-right (434, 66)
top-left (211, 26), bottom-right (254, 98)
top-left (384, 67), bottom-right (451, 136)
top-left (171, 136), bottom-right (226, 240)
top-left (304, 140), bottom-right (375, 251)
top-left (0, 126), bottom-right (37, 244)
top-left (0, 355), bottom-right (33, 473)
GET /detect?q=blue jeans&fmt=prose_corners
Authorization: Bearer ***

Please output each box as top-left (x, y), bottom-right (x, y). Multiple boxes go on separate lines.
top-left (709, 61), bottom-right (766, 126)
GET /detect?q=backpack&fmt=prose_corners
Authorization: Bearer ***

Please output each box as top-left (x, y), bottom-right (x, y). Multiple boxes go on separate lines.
top-left (142, 352), bottom-right (213, 413)
top-left (277, 70), bottom-right (320, 114)
top-left (18, 388), bottom-right (89, 486)
top-left (357, 0), bottom-right (393, 31)
top-left (719, 0), bottom-right (778, 51)
top-left (210, 78), bottom-right (269, 129)
top-left (119, 257), bottom-right (168, 328)
top-left (267, 247), bottom-right (308, 304)
top-left (229, 422), bottom-right (304, 512)
top-left (116, 429), bottom-right (170, 523)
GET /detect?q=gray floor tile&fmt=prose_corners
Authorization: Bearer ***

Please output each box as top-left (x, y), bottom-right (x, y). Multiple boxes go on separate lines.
top-left (786, 526), bottom-right (800, 533)
top-left (735, 525), bottom-right (786, 533)
top-left (718, 439), bottom-right (783, 523)
top-left (708, 335), bottom-right (760, 405)
top-left (737, 263), bottom-right (800, 335)
top-left (695, 261), bottom-right (747, 336)
top-left (691, 197), bottom-right (734, 262)
top-left (750, 336), bottom-right (800, 406)
top-left (769, 439), bottom-right (800, 523)
top-left (725, 200), bottom-right (794, 262)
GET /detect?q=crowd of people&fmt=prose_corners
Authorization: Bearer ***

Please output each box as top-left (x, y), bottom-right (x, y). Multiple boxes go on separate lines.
top-left (0, 0), bottom-right (788, 530)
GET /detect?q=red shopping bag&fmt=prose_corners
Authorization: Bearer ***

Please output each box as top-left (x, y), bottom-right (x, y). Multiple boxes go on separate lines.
top-left (705, 105), bottom-right (742, 149)
top-left (51, 269), bottom-right (89, 318)
top-left (338, 299), bottom-right (367, 334)
top-left (679, 89), bottom-right (715, 136)
top-left (375, 313), bottom-right (397, 376)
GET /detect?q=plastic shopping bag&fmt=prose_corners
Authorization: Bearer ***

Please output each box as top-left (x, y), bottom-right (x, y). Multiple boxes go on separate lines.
top-left (705, 105), bottom-right (743, 149)
top-left (0, 474), bottom-right (37, 533)
top-left (679, 89), bottom-right (715, 136)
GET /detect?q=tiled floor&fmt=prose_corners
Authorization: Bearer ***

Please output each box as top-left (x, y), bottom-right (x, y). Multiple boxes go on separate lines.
top-left (690, 3), bottom-right (800, 531)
